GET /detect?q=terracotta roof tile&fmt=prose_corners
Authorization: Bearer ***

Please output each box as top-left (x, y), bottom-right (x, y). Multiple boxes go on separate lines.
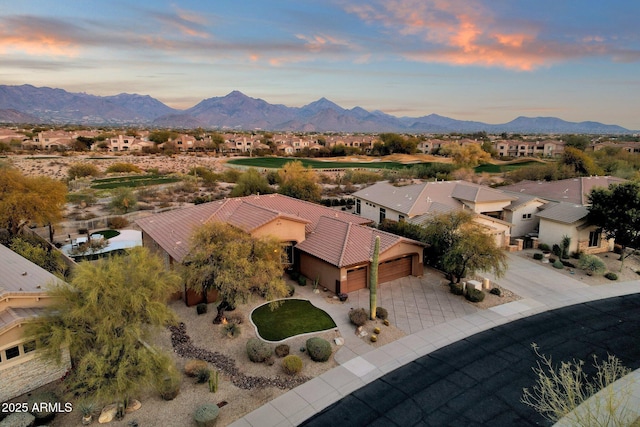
top-left (500, 176), bottom-right (625, 205)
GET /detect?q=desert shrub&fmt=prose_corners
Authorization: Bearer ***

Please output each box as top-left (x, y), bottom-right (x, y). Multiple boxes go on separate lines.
top-left (449, 282), bottom-right (464, 295)
top-left (349, 308), bottom-right (368, 326)
top-left (106, 162), bottom-right (142, 174)
top-left (246, 338), bottom-right (273, 363)
top-left (108, 216), bottom-right (129, 229)
top-left (306, 337), bottom-right (332, 362)
top-left (275, 344), bottom-right (290, 357)
top-left (223, 323), bottom-right (241, 338)
top-left (264, 355), bottom-right (275, 366)
top-left (28, 391), bottom-right (58, 422)
top-left (193, 403), bottom-right (220, 427)
top-left (370, 335), bottom-right (378, 342)
top-left (604, 272), bottom-right (618, 281)
top-left (298, 275), bottom-right (307, 286)
top-left (375, 307), bottom-right (388, 320)
top-left (68, 163), bottom-right (100, 179)
top-left (533, 253), bottom-right (544, 260)
top-left (522, 344), bottom-right (631, 424)
top-left (490, 287), bottom-right (502, 296)
top-left (157, 366), bottom-right (181, 400)
top-left (552, 260), bottom-right (564, 269)
top-left (549, 257), bottom-right (556, 264)
top-left (184, 360), bottom-right (208, 377)
top-left (561, 260), bottom-right (576, 268)
top-left (282, 355), bottom-right (303, 375)
top-left (578, 254), bottom-right (606, 276)
top-left (196, 303), bottom-right (208, 315)
top-left (226, 312), bottom-right (245, 325)
top-left (287, 283), bottom-right (295, 297)
top-left (195, 368), bottom-right (211, 384)
top-left (465, 287), bottom-right (485, 303)
top-left (538, 243), bottom-right (551, 252)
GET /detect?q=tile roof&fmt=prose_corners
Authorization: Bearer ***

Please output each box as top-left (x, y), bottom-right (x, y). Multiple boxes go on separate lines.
top-left (296, 216), bottom-right (424, 268)
top-left (0, 244), bottom-right (64, 297)
top-left (352, 180), bottom-right (514, 217)
top-left (500, 176), bottom-right (625, 205)
top-left (0, 307), bottom-right (46, 335)
top-left (536, 202), bottom-right (589, 224)
top-left (136, 194), bottom-right (371, 263)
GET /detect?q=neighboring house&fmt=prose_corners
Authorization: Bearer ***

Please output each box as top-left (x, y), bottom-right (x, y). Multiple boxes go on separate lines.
top-left (136, 194), bottom-right (424, 302)
top-left (0, 244), bottom-right (71, 402)
top-left (500, 176), bottom-right (624, 254)
top-left (351, 180), bottom-right (517, 248)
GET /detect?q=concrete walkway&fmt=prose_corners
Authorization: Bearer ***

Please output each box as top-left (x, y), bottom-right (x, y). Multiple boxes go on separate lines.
top-left (230, 255), bottom-right (640, 427)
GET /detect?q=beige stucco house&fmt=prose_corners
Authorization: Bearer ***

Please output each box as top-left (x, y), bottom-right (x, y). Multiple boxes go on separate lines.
top-left (0, 244), bottom-right (71, 402)
top-left (136, 194), bottom-right (424, 302)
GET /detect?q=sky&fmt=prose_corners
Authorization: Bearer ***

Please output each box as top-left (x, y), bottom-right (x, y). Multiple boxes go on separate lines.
top-left (2, 0), bottom-right (640, 130)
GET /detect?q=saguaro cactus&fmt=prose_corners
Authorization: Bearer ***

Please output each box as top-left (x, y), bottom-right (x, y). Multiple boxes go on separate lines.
top-left (370, 236), bottom-right (380, 320)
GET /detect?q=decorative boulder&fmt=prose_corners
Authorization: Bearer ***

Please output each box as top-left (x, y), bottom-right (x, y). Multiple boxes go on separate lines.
top-left (98, 404), bottom-right (117, 424)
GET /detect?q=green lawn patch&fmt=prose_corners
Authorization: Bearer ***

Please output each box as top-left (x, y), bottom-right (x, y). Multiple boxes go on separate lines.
top-left (90, 174), bottom-right (180, 189)
top-left (474, 160), bottom-right (542, 173)
top-left (228, 157), bottom-right (412, 170)
top-left (251, 299), bottom-right (336, 342)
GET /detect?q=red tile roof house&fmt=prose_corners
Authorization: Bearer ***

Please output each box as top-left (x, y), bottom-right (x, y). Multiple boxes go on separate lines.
top-left (136, 194), bottom-right (425, 304)
top-left (0, 244), bottom-right (71, 402)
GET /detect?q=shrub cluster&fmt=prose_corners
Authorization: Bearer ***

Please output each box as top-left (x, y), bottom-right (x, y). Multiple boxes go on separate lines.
top-left (275, 344), bottom-right (290, 357)
top-left (533, 253), bottom-right (544, 260)
top-left (246, 338), bottom-right (273, 363)
top-left (375, 307), bottom-right (388, 320)
top-left (349, 308), bottom-right (368, 326)
top-left (196, 303), bottom-right (208, 315)
top-left (184, 360), bottom-right (208, 377)
top-left (193, 403), bottom-right (219, 427)
top-left (108, 216), bottom-right (129, 229)
top-left (604, 272), bottom-right (618, 281)
top-left (105, 162), bottom-right (142, 174)
top-left (465, 287), bottom-right (486, 303)
top-left (222, 323), bottom-right (241, 338)
top-left (196, 368), bottom-right (211, 384)
top-left (449, 282), bottom-right (464, 295)
top-left (282, 355), bottom-right (303, 375)
top-left (306, 337), bottom-right (332, 362)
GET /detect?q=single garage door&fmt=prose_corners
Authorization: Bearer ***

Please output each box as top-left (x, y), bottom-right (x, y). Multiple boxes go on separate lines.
top-left (378, 255), bottom-right (412, 284)
top-left (345, 266), bottom-right (367, 293)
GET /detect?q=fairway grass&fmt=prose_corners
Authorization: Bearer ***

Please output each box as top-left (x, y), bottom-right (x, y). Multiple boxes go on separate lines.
top-left (251, 299), bottom-right (337, 342)
top-left (227, 157), bottom-right (412, 170)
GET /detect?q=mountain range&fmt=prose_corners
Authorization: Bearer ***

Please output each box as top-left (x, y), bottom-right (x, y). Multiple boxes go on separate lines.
top-left (0, 84), bottom-right (632, 134)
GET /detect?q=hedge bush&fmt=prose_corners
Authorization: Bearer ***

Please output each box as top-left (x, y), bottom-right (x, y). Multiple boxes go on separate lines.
top-left (196, 303), bottom-right (208, 315)
top-left (604, 272), bottom-right (618, 281)
top-left (282, 355), bottom-right (303, 375)
top-left (193, 403), bottom-right (219, 427)
top-left (578, 254), bottom-right (606, 276)
top-left (490, 287), bottom-right (502, 296)
top-left (275, 344), bottom-right (290, 357)
top-left (449, 282), bottom-right (464, 295)
top-left (246, 338), bottom-right (273, 363)
top-left (306, 337), bottom-right (332, 362)
top-left (375, 307), bottom-right (388, 320)
top-left (465, 288), bottom-right (485, 303)
top-left (538, 243), bottom-right (551, 251)
top-left (552, 260), bottom-right (564, 269)
top-left (349, 308), bottom-right (368, 326)
top-left (184, 360), bottom-right (208, 377)
top-left (533, 253), bottom-right (544, 260)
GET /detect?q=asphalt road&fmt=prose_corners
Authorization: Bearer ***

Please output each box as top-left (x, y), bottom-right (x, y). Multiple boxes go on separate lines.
top-left (300, 293), bottom-right (640, 427)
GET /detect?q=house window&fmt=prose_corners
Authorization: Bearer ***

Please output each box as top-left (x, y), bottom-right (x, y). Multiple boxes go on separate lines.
top-left (5, 346), bottom-right (20, 360)
top-left (522, 213), bottom-right (532, 220)
top-left (379, 208), bottom-right (386, 223)
top-left (589, 229), bottom-right (601, 247)
top-left (355, 199), bottom-right (361, 214)
top-left (23, 341), bottom-right (36, 354)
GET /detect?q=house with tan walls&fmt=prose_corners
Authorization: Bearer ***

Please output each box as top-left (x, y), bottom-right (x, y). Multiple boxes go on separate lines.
top-left (0, 244), bottom-right (71, 403)
top-left (136, 194), bottom-right (424, 303)
top-left (351, 180), bottom-right (516, 248)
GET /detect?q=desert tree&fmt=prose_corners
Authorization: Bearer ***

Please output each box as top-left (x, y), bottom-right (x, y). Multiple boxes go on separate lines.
top-left (277, 160), bottom-right (322, 202)
top-left (0, 168), bottom-right (67, 238)
top-left (588, 181), bottom-right (640, 270)
top-left (182, 222), bottom-right (289, 321)
top-left (25, 247), bottom-right (181, 408)
top-left (230, 168), bottom-right (273, 197)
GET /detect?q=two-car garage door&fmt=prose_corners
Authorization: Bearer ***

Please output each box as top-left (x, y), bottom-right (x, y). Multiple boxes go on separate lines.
top-left (345, 255), bottom-right (413, 293)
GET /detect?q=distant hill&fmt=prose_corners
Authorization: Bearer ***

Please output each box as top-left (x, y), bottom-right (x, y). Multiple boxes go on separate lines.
top-left (0, 84), bottom-right (632, 133)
